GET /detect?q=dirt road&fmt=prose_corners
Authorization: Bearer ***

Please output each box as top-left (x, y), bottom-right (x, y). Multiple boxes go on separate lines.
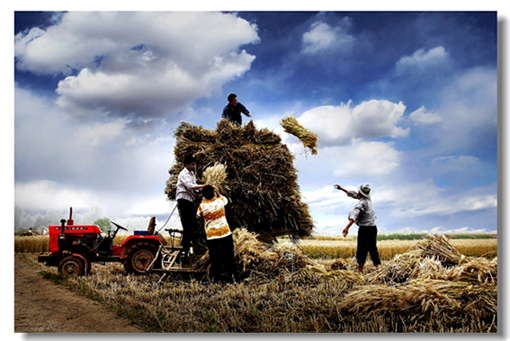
top-left (14, 254), bottom-right (142, 333)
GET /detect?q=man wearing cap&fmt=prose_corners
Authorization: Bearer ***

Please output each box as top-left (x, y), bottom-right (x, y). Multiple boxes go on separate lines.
top-left (334, 183), bottom-right (381, 273)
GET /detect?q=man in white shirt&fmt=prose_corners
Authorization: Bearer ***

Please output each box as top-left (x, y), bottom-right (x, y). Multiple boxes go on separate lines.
top-left (176, 155), bottom-right (211, 255)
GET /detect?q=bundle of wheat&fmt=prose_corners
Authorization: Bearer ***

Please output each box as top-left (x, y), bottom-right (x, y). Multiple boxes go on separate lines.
top-left (330, 258), bottom-right (349, 270)
top-left (342, 278), bottom-right (497, 324)
top-left (232, 228), bottom-right (320, 283)
top-left (365, 252), bottom-right (420, 285)
top-left (408, 257), bottom-right (449, 280)
top-left (446, 257), bottom-right (498, 284)
top-left (273, 264), bottom-right (328, 286)
top-left (165, 120), bottom-right (314, 240)
top-left (341, 284), bottom-right (405, 314)
top-left (403, 279), bottom-right (497, 318)
top-left (280, 115), bottom-right (318, 155)
top-left (414, 234), bottom-right (466, 267)
top-left (202, 162), bottom-right (228, 191)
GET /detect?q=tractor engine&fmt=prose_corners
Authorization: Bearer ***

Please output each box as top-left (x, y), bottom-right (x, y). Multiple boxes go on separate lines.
top-left (48, 219), bottom-right (104, 259)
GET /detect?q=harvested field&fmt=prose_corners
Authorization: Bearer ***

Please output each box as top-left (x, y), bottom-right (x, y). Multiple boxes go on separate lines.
top-left (17, 231), bottom-right (498, 333)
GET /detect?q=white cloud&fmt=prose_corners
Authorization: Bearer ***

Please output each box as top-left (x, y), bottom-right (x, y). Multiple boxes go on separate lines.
top-left (15, 87), bottom-right (177, 218)
top-left (409, 106), bottom-right (442, 125)
top-left (298, 99), bottom-right (408, 146)
top-left (434, 67), bottom-right (497, 151)
top-left (420, 226), bottom-right (491, 235)
top-left (430, 155), bottom-right (480, 173)
top-left (72, 118), bottom-right (127, 146)
top-left (395, 46), bottom-right (450, 74)
top-left (302, 22), bottom-right (336, 54)
top-left (15, 12), bottom-right (260, 119)
top-left (330, 140), bottom-right (402, 178)
top-left (301, 185), bottom-right (345, 207)
top-left (298, 103), bottom-right (353, 145)
top-left (15, 180), bottom-right (98, 212)
top-left (301, 20), bottom-right (355, 55)
top-left (376, 181), bottom-right (497, 218)
top-left (352, 100), bottom-right (409, 139)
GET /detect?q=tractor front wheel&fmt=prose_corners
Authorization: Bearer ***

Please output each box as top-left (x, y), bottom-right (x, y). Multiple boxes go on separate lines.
top-left (123, 242), bottom-right (158, 275)
top-left (58, 256), bottom-right (85, 278)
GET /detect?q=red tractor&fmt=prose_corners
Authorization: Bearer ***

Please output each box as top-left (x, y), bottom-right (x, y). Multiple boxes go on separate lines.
top-left (38, 208), bottom-right (206, 278)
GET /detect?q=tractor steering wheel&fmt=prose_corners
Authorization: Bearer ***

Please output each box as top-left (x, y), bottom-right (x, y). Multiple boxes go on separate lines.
top-left (110, 221), bottom-right (128, 232)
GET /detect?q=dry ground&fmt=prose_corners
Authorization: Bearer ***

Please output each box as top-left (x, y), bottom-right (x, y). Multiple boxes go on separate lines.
top-left (14, 253), bottom-right (142, 333)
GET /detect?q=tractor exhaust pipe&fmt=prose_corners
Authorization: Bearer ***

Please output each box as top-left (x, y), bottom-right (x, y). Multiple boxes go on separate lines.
top-left (67, 207), bottom-right (74, 225)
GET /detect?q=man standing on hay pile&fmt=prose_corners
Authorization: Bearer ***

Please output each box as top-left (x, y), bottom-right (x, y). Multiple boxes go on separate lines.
top-left (197, 185), bottom-right (238, 283)
top-left (176, 155), bottom-right (211, 257)
top-left (335, 183), bottom-right (381, 273)
top-left (221, 93), bottom-right (251, 126)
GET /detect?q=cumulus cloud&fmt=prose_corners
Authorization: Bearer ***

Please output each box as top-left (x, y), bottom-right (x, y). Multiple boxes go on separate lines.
top-left (15, 12), bottom-right (260, 119)
top-left (297, 99), bottom-right (408, 146)
top-left (395, 46), bottom-right (450, 74)
top-left (15, 87), bottom-right (176, 218)
top-left (331, 140), bottom-right (402, 178)
top-left (351, 100), bottom-right (409, 139)
top-left (301, 19), bottom-right (355, 55)
top-left (409, 106), bottom-right (442, 125)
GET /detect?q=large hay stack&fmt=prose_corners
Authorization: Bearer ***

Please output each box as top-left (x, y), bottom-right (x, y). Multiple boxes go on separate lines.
top-left (165, 120), bottom-right (314, 241)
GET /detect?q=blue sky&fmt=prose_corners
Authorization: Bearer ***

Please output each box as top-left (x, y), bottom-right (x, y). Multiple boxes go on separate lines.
top-left (12, 9), bottom-right (501, 235)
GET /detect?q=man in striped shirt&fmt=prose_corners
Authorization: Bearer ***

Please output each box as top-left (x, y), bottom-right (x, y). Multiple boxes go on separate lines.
top-left (197, 185), bottom-right (237, 283)
top-left (176, 155), bottom-right (210, 255)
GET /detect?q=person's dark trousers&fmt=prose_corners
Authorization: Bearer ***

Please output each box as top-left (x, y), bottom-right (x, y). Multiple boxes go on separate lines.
top-left (177, 199), bottom-right (198, 253)
top-left (206, 234), bottom-right (238, 283)
top-left (356, 226), bottom-right (381, 266)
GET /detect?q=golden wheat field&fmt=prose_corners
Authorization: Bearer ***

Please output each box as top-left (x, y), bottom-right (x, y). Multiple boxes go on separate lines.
top-left (15, 231), bottom-right (497, 333)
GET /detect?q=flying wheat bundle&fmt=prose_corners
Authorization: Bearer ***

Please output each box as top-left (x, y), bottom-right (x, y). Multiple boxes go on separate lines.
top-left (280, 115), bottom-right (318, 155)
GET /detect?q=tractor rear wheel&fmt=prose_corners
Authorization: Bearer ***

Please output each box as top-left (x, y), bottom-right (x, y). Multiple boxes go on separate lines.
top-left (58, 256), bottom-right (85, 278)
top-left (123, 242), bottom-right (158, 275)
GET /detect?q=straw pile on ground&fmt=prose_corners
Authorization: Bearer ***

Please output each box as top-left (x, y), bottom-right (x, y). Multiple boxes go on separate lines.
top-left (280, 115), bottom-right (318, 155)
top-left (165, 120), bottom-right (314, 241)
top-left (342, 234), bottom-right (497, 331)
top-left (364, 234), bottom-right (497, 285)
top-left (229, 231), bottom-right (497, 331)
top-left (231, 228), bottom-right (321, 283)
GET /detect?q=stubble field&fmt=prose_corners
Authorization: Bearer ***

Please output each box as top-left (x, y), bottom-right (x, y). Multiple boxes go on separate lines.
top-left (14, 231), bottom-right (497, 333)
